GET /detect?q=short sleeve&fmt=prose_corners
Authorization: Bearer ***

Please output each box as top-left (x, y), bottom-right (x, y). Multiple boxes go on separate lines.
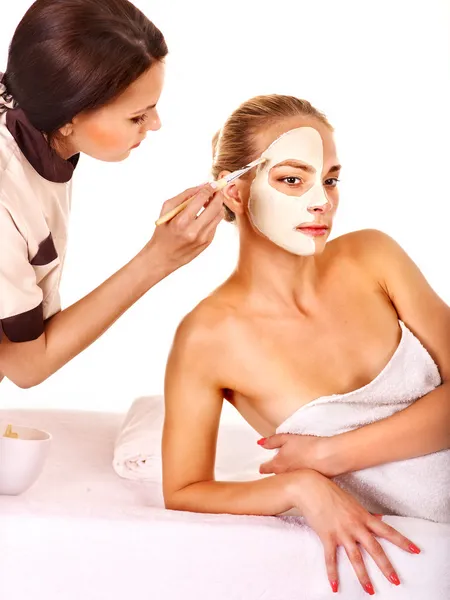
top-left (0, 202), bottom-right (44, 343)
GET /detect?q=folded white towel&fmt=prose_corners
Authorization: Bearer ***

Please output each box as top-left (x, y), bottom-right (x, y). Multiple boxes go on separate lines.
top-left (277, 321), bottom-right (450, 523)
top-left (113, 396), bottom-right (271, 482)
top-left (113, 396), bottom-right (165, 481)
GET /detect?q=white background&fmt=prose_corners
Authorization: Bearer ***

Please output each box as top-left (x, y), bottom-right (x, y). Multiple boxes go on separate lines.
top-left (1, 0), bottom-right (449, 417)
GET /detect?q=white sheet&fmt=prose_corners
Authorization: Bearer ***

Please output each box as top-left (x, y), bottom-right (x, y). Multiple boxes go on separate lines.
top-left (1, 408), bottom-right (449, 600)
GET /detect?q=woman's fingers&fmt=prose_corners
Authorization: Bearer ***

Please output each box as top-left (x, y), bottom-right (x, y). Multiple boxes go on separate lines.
top-left (323, 541), bottom-right (339, 593)
top-left (369, 516), bottom-right (421, 555)
top-left (343, 540), bottom-right (374, 595)
top-left (358, 530), bottom-right (401, 587)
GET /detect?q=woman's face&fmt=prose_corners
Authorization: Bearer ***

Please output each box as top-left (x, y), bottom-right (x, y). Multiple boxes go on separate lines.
top-left (63, 61), bottom-right (165, 162)
top-left (231, 117), bottom-right (340, 256)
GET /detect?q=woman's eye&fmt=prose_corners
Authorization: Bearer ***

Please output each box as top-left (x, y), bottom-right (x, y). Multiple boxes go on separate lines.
top-left (281, 176), bottom-right (302, 185)
top-left (324, 177), bottom-right (340, 187)
top-left (131, 114), bottom-right (148, 125)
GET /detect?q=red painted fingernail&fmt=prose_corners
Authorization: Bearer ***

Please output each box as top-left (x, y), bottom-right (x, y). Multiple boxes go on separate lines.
top-left (409, 543), bottom-right (421, 554)
top-left (330, 580), bottom-right (338, 593)
top-left (257, 438), bottom-right (267, 446)
top-left (364, 582), bottom-right (375, 595)
top-left (389, 572), bottom-right (400, 586)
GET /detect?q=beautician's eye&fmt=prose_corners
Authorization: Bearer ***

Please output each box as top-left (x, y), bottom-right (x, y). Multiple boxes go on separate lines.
top-left (324, 178), bottom-right (340, 187)
top-left (281, 176), bottom-right (302, 185)
top-left (131, 114), bottom-right (148, 125)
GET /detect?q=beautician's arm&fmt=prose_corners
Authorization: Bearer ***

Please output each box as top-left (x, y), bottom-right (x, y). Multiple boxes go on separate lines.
top-left (326, 230), bottom-right (450, 475)
top-left (162, 312), bottom-right (419, 593)
top-left (0, 185), bottom-right (223, 388)
top-left (260, 231), bottom-right (450, 477)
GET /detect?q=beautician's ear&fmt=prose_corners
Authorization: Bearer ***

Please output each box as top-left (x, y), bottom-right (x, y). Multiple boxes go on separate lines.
top-left (218, 170), bottom-right (246, 218)
top-left (59, 122), bottom-right (74, 137)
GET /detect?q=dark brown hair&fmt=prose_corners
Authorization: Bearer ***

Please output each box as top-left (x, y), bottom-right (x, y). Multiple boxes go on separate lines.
top-left (212, 94), bottom-right (333, 222)
top-left (1, 0), bottom-right (168, 134)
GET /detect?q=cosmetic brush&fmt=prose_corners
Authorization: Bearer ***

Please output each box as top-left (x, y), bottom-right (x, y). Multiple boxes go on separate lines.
top-left (155, 156), bottom-right (266, 226)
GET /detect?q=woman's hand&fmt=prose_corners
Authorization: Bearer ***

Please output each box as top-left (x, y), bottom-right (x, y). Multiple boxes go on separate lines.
top-left (258, 433), bottom-right (339, 477)
top-left (289, 470), bottom-right (420, 595)
top-left (146, 183), bottom-right (224, 275)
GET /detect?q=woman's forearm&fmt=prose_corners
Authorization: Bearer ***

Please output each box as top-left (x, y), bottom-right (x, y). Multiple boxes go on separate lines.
top-left (165, 472), bottom-right (303, 516)
top-left (328, 382), bottom-right (450, 476)
top-left (2, 242), bottom-right (170, 387)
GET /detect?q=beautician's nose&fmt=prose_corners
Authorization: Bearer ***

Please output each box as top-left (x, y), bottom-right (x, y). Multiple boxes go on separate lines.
top-left (147, 111), bottom-right (162, 132)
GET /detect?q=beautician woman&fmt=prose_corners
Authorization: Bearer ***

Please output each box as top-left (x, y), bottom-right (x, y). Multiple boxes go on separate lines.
top-left (0, 0), bottom-right (224, 388)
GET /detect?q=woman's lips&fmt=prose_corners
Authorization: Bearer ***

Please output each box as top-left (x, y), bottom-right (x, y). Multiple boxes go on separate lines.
top-left (296, 224), bottom-right (329, 237)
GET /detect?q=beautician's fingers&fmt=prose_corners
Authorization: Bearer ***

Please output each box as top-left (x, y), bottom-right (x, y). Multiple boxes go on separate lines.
top-left (323, 541), bottom-right (339, 594)
top-left (194, 190), bottom-right (225, 227)
top-left (343, 539), bottom-right (374, 595)
top-left (181, 184), bottom-right (220, 221)
top-left (368, 516), bottom-right (421, 555)
top-left (201, 208), bottom-right (224, 239)
top-left (357, 529), bottom-right (400, 587)
top-left (195, 190), bottom-right (225, 225)
top-left (159, 184), bottom-right (206, 216)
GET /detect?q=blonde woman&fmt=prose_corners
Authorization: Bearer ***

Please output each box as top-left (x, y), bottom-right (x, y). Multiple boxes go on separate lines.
top-left (162, 95), bottom-right (450, 595)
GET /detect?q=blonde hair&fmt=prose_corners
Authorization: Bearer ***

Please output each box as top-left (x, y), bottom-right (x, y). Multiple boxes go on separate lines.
top-left (212, 94), bottom-right (333, 221)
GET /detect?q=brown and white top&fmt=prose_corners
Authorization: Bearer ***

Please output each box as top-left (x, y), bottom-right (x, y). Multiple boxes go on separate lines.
top-left (0, 105), bottom-right (79, 347)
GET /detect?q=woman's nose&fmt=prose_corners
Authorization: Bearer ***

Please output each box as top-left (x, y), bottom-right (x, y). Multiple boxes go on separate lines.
top-left (307, 191), bottom-right (333, 214)
top-left (307, 200), bottom-right (332, 214)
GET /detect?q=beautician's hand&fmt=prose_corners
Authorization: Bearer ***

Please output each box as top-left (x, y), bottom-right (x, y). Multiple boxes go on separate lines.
top-left (258, 433), bottom-right (338, 477)
top-left (291, 470), bottom-right (420, 594)
top-left (147, 183), bottom-right (224, 274)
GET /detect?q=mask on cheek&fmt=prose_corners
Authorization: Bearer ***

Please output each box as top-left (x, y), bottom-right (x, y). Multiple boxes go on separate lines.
top-left (249, 127), bottom-right (328, 256)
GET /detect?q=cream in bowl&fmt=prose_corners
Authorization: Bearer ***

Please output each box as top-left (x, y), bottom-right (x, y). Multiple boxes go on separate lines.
top-left (0, 423), bottom-right (52, 495)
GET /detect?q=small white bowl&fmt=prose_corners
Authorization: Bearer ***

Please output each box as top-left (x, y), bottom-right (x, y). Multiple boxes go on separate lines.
top-left (0, 424), bottom-right (52, 495)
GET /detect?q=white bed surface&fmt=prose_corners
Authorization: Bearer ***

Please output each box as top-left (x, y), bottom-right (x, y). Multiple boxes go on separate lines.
top-left (1, 408), bottom-right (449, 600)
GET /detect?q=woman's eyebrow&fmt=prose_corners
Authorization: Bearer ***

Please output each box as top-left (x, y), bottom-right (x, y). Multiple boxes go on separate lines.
top-left (327, 164), bottom-right (342, 174)
top-left (271, 159), bottom-right (316, 174)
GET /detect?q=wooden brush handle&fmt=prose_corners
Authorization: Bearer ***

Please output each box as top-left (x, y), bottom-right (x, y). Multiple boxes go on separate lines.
top-left (155, 195), bottom-right (193, 226)
top-left (155, 178), bottom-right (227, 226)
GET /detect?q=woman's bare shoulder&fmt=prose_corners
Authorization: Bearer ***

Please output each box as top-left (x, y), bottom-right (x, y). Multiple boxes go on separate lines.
top-left (327, 229), bottom-right (399, 268)
top-left (170, 285), bottom-right (239, 360)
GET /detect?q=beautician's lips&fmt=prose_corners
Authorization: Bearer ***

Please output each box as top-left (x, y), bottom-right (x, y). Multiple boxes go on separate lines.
top-left (296, 223), bottom-right (329, 237)
top-left (131, 142), bottom-right (141, 149)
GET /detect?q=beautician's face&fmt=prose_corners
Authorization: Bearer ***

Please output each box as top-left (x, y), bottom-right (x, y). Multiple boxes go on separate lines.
top-left (64, 61), bottom-right (165, 162)
top-left (244, 118), bottom-right (340, 256)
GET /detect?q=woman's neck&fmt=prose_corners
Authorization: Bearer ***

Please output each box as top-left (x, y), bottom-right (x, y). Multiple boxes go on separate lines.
top-left (234, 233), bottom-right (321, 315)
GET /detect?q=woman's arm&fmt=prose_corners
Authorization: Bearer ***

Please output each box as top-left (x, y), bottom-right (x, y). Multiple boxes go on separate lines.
top-left (0, 184), bottom-right (223, 388)
top-left (259, 230), bottom-right (450, 477)
top-left (163, 317), bottom-right (299, 515)
top-left (163, 312), bottom-right (418, 594)
top-left (328, 230), bottom-right (450, 474)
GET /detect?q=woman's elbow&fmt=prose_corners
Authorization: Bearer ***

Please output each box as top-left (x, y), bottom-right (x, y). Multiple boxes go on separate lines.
top-left (163, 482), bottom-right (192, 511)
top-left (163, 491), bottom-right (184, 511)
